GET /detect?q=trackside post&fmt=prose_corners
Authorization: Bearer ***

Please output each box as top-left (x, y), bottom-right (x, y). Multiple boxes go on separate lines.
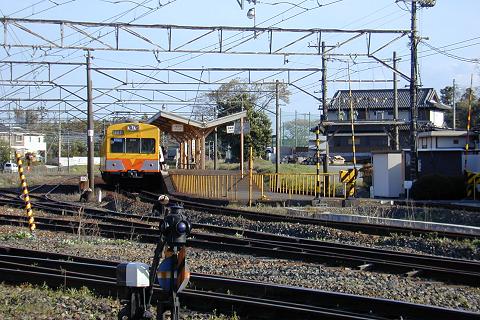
top-left (15, 153), bottom-right (35, 233)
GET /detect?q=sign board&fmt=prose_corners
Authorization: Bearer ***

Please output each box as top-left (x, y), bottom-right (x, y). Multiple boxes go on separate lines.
top-left (171, 124), bottom-right (184, 132)
top-left (127, 124), bottom-right (139, 131)
top-left (404, 180), bottom-right (413, 190)
top-left (234, 121), bottom-right (250, 134)
top-left (157, 248), bottom-right (189, 293)
top-left (226, 125), bottom-right (235, 134)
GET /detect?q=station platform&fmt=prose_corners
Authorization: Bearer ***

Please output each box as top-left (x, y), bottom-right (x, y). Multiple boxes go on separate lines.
top-left (162, 170), bottom-right (480, 210)
top-left (163, 169), bottom-right (327, 206)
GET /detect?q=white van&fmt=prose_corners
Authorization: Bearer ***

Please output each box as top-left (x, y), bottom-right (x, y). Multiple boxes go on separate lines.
top-left (3, 162), bottom-right (18, 173)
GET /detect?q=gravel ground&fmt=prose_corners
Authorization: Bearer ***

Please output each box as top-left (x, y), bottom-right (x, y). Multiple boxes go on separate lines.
top-left (5, 185), bottom-right (480, 317)
top-left (0, 224), bottom-right (479, 314)
top-left (49, 190), bottom-right (480, 260)
top-left (185, 210), bottom-right (480, 261)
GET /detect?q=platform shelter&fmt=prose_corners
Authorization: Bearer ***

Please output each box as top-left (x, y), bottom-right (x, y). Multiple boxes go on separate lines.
top-left (148, 110), bottom-right (247, 170)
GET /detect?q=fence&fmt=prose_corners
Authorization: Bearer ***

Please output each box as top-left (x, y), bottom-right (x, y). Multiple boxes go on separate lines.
top-left (170, 172), bottom-right (344, 201)
top-left (170, 174), bottom-right (242, 200)
top-left (253, 173), bottom-right (342, 198)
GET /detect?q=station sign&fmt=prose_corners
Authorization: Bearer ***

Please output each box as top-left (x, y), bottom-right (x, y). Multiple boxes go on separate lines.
top-left (234, 121), bottom-right (250, 134)
top-left (172, 124), bottom-right (184, 132)
top-left (226, 125), bottom-right (235, 134)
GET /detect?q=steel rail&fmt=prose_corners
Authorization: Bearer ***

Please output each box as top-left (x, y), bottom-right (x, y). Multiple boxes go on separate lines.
top-left (0, 210), bottom-right (479, 287)
top-left (158, 193), bottom-right (480, 240)
top-left (0, 247), bottom-right (478, 320)
top-left (10, 185), bottom-right (479, 240)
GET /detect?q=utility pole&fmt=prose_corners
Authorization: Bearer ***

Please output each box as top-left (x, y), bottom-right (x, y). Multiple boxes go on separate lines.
top-left (321, 42), bottom-right (329, 179)
top-left (275, 80), bottom-right (280, 174)
top-left (452, 79), bottom-right (456, 130)
top-left (393, 51), bottom-right (400, 150)
top-left (86, 51), bottom-right (95, 195)
top-left (409, 0), bottom-right (419, 181)
top-left (240, 100), bottom-right (244, 176)
top-left (294, 110), bottom-right (298, 148)
top-left (58, 106), bottom-right (62, 171)
top-left (214, 106), bottom-right (218, 170)
top-left (8, 103), bottom-right (11, 160)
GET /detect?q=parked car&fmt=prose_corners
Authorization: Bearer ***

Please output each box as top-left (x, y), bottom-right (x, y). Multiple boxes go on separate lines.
top-left (331, 155), bottom-right (345, 165)
top-left (3, 162), bottom-right (18, 173)
top-left (302, 155), bottom-right (321, 165)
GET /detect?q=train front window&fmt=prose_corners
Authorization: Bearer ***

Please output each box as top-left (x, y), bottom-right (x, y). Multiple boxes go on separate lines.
top-left (110, 138), bottom-right (124, 153)
top-left (141, 138), bottom-right (156, 154)
top-left (126, 138), bottom-right (141, 153)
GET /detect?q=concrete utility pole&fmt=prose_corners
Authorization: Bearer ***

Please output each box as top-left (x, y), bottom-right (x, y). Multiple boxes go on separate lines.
top-left (86, 51), bottom-right (95, 194)
top-left (275, 80), bottom-right (280, 174)
top-left (452, 79), bottom-right (456, 130)
top-left (294, 110), bottom-right (298, 148)
top-left (321, 42), bottom-right (329, 177)
top-left (214, 106), bottom-right (218, 170)
top-left (240, 102), bottom-right (245, 176)
top-left (409, 0), bottom-right (419, 181)
top-left (393, 51), bottom-right (400, 150)
top-left (58, 105), bottom-right (62, 171)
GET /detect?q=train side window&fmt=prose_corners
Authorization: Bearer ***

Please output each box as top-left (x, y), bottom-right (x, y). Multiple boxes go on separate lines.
top-left (110, 138), bottom-right (124, 153)
top-left (141, 138), bottom-right (155, 154)
top-left (126, 138), bottom-right (140, 153)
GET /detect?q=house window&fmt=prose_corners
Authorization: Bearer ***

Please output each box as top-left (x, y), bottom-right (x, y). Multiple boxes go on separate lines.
top-left (38, 137), bottom-right (41, 143)
top-left (15, 135), bottom-right (22, 143)
top-left (453, 139), bottom-right (459, 144)
top-left (375, 111), bottom-right (384, 120)
top-left (348, 138), bottom-right (360, 145)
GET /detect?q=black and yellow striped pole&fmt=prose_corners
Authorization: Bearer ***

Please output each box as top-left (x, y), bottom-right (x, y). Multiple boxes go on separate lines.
top-left (248, 146), bottom-right (253, 207)
top-left (315, 127), bottom-right (321, 198)
top-left (16, 153), bottom-right (35, 233)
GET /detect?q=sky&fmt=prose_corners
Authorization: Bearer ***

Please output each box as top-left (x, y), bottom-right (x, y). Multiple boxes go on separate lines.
top-left (0, 0), bottom-right (479, 123)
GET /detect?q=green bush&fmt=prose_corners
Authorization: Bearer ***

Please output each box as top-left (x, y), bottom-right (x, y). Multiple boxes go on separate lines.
top-left (411, 174), bottom-right (466, 200)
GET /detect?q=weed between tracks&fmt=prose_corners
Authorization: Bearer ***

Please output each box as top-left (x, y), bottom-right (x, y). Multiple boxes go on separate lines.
top-left (0, 283), bottom-right (120, 319)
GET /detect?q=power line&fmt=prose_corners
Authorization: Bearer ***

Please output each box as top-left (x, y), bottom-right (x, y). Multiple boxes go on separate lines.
top-left (420, 40), bottom-right (479, 64)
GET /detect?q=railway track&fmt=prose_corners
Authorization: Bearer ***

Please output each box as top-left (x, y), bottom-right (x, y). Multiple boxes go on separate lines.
top-left (0, 246), bottom-right (478, 320)
top-left (136, 190), bottom-right (480, 241)
top-left (0, 189), bottom-right (479, 287)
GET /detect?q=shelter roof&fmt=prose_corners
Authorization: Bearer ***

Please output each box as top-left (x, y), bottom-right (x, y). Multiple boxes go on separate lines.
top-left (147, 110), bottom-right (247, 141)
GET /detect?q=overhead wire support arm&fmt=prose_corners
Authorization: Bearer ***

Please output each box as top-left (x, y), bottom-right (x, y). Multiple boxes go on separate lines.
top-left (1, 17), bottom-right (409, 56)
top-left (288, 83), bottom-right (321, 102)
top-left (368, 55), bottom-right (411, 82)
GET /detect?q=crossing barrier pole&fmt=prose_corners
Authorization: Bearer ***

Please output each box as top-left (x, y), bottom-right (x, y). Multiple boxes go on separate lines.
top-left (16, 153), bottom-right (35, 233)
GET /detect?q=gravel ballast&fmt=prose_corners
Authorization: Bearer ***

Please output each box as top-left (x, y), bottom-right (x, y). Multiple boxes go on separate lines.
top-left (0, 223), bottom-right (479, 314)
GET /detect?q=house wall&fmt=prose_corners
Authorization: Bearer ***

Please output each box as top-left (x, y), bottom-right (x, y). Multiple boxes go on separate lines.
top-left (330, 135), bottom-right (389, 153)
top-left (429, 110), bottom-right (444, 127)
top-left (419, 136), bottom-right (466, 149)
top-left (24, 135), bottom-right (47, 153)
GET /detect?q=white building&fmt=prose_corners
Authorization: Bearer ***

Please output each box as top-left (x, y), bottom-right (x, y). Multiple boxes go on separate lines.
top-left (0, 124), bottom-right (47, 160)
top-left (418, 130), bottom-right (477, 150)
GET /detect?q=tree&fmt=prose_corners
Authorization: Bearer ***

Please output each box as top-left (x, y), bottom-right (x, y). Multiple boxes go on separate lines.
top-left (282, 118), bottom-right (312, 147)
top-left (442, 86), bottom-right (479, 129)
top-left (0, 140), bottom-right (12, 163)
top-left (206, 79), bottom-right (290, 160)
top-left (440, 86), bottom-right (454, 105)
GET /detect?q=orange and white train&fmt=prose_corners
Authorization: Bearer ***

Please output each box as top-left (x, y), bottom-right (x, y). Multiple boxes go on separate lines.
top-left (100, 122), bottom-right (164, 185)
